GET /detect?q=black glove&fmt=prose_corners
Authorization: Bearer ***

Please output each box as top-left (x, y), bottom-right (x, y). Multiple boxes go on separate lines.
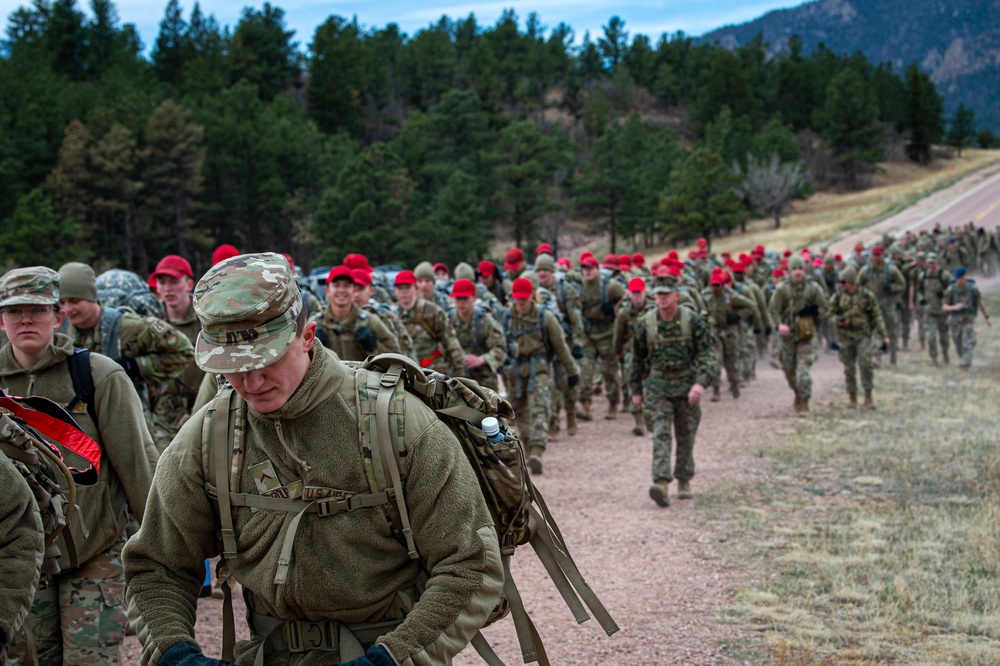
top-left (159, 643), bottom-right (233, 666)
top-left (798, 303), bottom-right (820, 317)
top-left (354, 326), bottom-right (377, 353)
top-left (829, 341), bottom-right (841, 351)
top-left (880, 341), bottom-right (889, 353)
top-left (601, 302), bottom-right (615, 316)
top-left (116, 356), bottom-right (141, 380)
top-left (764, 326), bottom-right (772, 337)
top-left (725, 313), bottom-right (741, 325)
top-left (571, 345), bottom-right (584, 359)
top-left (340, 644), bottom-right (396, 666)
top-left (568, 374), bottom-right (580, 388)
top-left (882, 280), bottom-right (893, 292)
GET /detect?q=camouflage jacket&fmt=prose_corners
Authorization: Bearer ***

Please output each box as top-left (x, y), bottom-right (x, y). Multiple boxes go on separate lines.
top-left (916, 268), bottom-right (952, 315)
top-left (629, 308), bottom-right (717, 399)
top-left (769, 279), bottom-right (829, 332)
top-left (0, 453), bottom-right (44, 646)
top-left (508, 302), bottom-right (579, 378)
top-left (163, 300), bottom-right (204, 398)
top-left (67, 306), bottom-right (194, 387)
top-left (946, 281), bottom-right (981, 324)
top-left (857, 261), bottom-right (907, 309)
top-left (546, 274), bottom-right (584, 349)
top-left (399, 298), bottom-right (465, 373)
top-left (704, 286), bottom-right (759, 334)
top-left (612, 297), bottom-right (653, 357)
top-left (580, 275), bottom-right (626, 341)
top-left (312, 303), bottom-right (401, 362)
top-left (829, 287), bottom-right (889, 341)
top-left (362, 300), bottom-right (415, 358)
top-left (450, 307), bottom-right (507, 373)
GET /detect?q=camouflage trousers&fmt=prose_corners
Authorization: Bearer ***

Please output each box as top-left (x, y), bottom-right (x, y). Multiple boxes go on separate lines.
top-left (621, 351), bottom-right (640, 414)
top-left (950, 319), bottom-right (977, 368)
top-left (779, 336), bottom-right (818, 399)
top-left (512, 371), bottom-right (552, 450)
top-left (579, 335), bottom-right (620, 406)
top-left (925, 313), bottom-right (950, 362)
top-left (739, 326), bottom-right (756, 381)
top-left (548, 359), bottom-right (579, 427)
top-left (876, 301), bottom-right (900, 359)
top-left (838, 335), bottom-right (875, 394)
top-left (899, 304), bottom-right (913, 346)
top-left (915, 306), bottom-right (926, 347)
top-left (715, 328), bottom-right (740, 390)
top-left (643, 381), bottom-right (700, 484)
top-left (151, 393), bottom-right (195, 452)
top-left (9, 540), bottom-right (126, 666)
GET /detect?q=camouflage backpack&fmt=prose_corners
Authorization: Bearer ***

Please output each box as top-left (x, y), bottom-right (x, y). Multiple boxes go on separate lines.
top-left (95, 269), bottom-right (165, 319)
top-left (203, 353), bottom-right (617, 665)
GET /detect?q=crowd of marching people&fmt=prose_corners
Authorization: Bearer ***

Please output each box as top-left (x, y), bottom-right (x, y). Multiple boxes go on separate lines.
top-left (0, 220), bottom-right (996, 663)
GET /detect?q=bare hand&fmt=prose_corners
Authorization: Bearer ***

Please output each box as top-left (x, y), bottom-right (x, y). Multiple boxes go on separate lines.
top-left (882, 338), bottom-right (890, 349)
top-left (465, 354), bottom-right (486, 368)
top-left (778, 324), bottom-right (791, 337)
top-left (688, 384), bottom-right (704, 405)
top-left (632, 394), bottom-right (643, 410)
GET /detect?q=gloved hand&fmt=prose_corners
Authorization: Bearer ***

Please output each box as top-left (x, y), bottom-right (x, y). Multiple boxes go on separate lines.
top-left (829, 341), bottom-right (842, 351)
top-left (354, 326), bottom-right (378, 353)
top-left (159, 642), bottom-right (233, 666)
top-left (764, 326), bottom-right (772, 337)
top-left (568, 374), bottom-right (580, 388)
top-left (798, 303), bottom-right (820, 317)
top-left (725, 313), bottom-right (741, 325)
top-left (116, 356), bottom-right (142, 380)
top-left (880, 341), bottom-right (889, 353)
top-left (601, 302), bottom-right (615, 316)
top-left (340, 644), bottom-right (396, 666)
top-left (881, 280), bottom-right (893, 292)
top-left (571, 345), bottom-right (584, 359)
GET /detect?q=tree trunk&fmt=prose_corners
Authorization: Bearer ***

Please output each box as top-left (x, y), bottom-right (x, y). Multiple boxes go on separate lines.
top-left (173, 192), bottom-right (187, 257)
top-left (774, 211), bottom-right (782, 229)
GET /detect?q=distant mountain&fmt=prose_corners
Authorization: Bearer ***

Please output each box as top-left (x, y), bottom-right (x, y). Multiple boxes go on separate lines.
top-left (699, 0), bottom-right (1000, 131)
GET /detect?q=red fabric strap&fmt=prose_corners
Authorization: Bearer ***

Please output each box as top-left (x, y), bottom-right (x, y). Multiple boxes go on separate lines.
top-left (0, 396), bottom-right (101, 481)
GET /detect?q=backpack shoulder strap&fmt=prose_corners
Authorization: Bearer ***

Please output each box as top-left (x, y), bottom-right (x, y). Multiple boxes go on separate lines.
top-left (680, 306), bottom-right (693, 353)
top-left (99, 306), bottom-right (124, 362)
top-left (66, 349), bottom-right (97, 425)
top-left (202, 385), bottom-right (244, 561)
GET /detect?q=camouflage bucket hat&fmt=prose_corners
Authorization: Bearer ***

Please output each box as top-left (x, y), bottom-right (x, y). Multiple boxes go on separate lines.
top-left (0, 267), bottom-right (60, 307)
top-left (193, 253), bottom-right (303, 373)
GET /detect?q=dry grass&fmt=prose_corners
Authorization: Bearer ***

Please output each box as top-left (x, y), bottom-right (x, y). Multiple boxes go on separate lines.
top-left (710, 296), bottom-right (1000, 664)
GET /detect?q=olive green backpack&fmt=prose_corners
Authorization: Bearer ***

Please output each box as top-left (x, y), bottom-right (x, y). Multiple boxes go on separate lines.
top-left (204, 352), bottom-right (618, 665)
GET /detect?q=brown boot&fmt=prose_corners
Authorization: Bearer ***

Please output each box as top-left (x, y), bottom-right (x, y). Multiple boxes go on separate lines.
top-left (566, 410), bottom-right (578, 436)
top-left (577, 400), bottom-right (593, 421)
top-left (848, 392), bottom-right (857, 407)
top-left (793, 394), bottom-right (802, 413)
top-left (648, 480), bottom-right (670, 507)
top-left (799, 397), bottom-right (809, 417)
top-left (677, 480), bottom-right (693, 500)
top-left (864, 390), bottom-right (875, 410)
top-left (527, 446), bottom-right (544, 475)
top-left (548, 419), bottom-right (558, 440)
top-left (731, 383), bottom-right (740, 399)
top-left (605, 402), bottom-right (618, 420)
top-left (711, 385), bottom-right (721, 402)
top-left (632, 411), bottom-right (645, 436)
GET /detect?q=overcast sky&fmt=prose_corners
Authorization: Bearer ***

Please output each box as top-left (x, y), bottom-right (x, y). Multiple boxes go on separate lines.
top-left (1, 0), bottom-right (803, 52)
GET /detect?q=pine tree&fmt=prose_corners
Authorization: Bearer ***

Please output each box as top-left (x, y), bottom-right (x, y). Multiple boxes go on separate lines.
top-left (904, 64), bottom-right (944, 165)
top-left (0, 189), bottom-right (87, 267)
top-left (818, 68), bottom-right (883, 189)
top-left (308, 15), bottom-right (368, 135)
top-left (90, 122), bottom-right (143, 269)
top-left (946, 104), bottom-right (976, 157)
top-left (660, 147), bottom-right (745, 248)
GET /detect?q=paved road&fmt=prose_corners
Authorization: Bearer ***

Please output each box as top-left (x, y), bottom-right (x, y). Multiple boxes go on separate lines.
top-left (903, 168), bottom-right (1000, 234)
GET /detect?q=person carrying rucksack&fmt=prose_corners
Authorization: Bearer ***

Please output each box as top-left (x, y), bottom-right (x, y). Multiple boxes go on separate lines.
top-left (630, 272), bottom-right (717, 508)
top-left (448, 279), bottom-right (508, 392)
top-left (122, 253), bottom-right (503, 666)
top-left (942, 266), bottom-right (991, 370)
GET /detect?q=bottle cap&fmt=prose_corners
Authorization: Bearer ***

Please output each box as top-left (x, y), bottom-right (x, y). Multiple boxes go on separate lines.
top-left (481, 416), bottom-right (500, 437)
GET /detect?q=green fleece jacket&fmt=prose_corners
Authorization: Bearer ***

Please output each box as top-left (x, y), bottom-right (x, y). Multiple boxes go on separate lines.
top-left (0, 334), bottom-right (158, 569)
top-left (123, 344), bottom-right (503, 666)
top-left (0, 454), bottom-right (44, 645)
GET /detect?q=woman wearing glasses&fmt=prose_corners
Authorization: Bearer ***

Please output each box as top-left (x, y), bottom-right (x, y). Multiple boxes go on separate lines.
top-left (0, 266), bottom-right (158, 666)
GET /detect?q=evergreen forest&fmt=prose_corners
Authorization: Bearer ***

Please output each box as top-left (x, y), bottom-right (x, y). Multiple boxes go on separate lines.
top-left (0, 0), bottom-right (981, 274)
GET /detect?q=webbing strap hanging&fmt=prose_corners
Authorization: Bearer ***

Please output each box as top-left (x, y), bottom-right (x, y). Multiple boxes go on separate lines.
top-left (210, 388), bottom-right (240, 559)
top-left (376, 364), bottom-right (417, 560)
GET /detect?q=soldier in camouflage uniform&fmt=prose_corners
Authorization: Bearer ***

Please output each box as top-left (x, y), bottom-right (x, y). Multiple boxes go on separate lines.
top-left (352, 269), bottom-right (414, 358)
top-left (312, 266), bottom-right (400, 362)
top-left (394, 270), bottom-right (465, 376)
top-left (0, 453), bottom-right (45, 664)
top-left (578, 255), bottom-right (626, 421)
top-left (916, 253), bottom-right (952, 366)
top-left (732, 262), bottom-right (772, 381)
top-left (630, 273), bottom-right (716, 507)
top-left (0, 267), bottom-right (157, 666)
top-left (535, 254), bottom-right (584, 437)
top-left (828, 266), bottom-right (889, 409)
top-left (448, 279), bottom-right (507, 392)
top-left (58, 263), bottom-right (194, 451)
top-left (123, 252), bottom-right (503, 666)
top-left (507, 278), bottom-right (579, 475)
top-left (857, 245), bottom-right (907, 366)
top-left (703, 271), bottom-right (757, 401)
top-left (906, 252), bottom-right (928, 350)
top-left (612, 277), bottom-right (653, 436)
top-left (769, 255), bottom-right (829, 416)
top-left (943, 267), bottom-right (991, 369)
top-left (149, 255), bottom-right (205, 445)
top-left (940, 237), bottom-right (968, 277)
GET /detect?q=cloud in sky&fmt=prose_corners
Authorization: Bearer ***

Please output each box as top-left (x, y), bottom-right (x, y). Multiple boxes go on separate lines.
top-left (0, 0), bottom-right (800, 52)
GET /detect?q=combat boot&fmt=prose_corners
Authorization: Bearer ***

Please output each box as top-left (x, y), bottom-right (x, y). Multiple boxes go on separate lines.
top-left (677, 480), bottom-right (693, 500)
top-left (793, 394), bottom-right (802, 413)
top-left (577, 400), bottom-right (593, 421)
top-left (711, 385), bottom-right (721, 402)
top-left (864, 390), bottom-right (875, 410)
top-left (632, 411), bottom-right (645, 436)
top-left (548, 419), bottom-right (558, 440)
top-left (605, 402), bottom-right (618, 420)
top-left (566, 410), bottom-right (578, 436)
top-left (527, 446), bottom-right (544, 475)
top-left (890, 349), bottom-right (897, 366)
top-left (731, 383), bottom-right (740, 400)
top-left (848, 392), bottom-right (857, 408)
top-left (943, 349), bottom-right (950, 365)
top-left (799, 397), bottom-right (810, 417)
top-left (648, 480), bottom-right (670, 507)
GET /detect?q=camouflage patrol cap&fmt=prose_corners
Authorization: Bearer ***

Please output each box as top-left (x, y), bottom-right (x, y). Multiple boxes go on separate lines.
top-left (534, 254), bottom-right (556, 272)
top-left (193, 253), bottom-right (303, 374)
top-left (0, 267), bottom-right (60, 307)
top-left (927, 252), bottom-right (939, 262)
top-left (652, 274), bottom-right (679, 294)
top-left (413, 261), bottom-right (435, 280)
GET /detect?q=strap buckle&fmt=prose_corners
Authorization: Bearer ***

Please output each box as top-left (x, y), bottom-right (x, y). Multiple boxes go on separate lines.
top-left (283, 619), bottom-right (338, 653)
top-left (316, 496), bottom-right (349, 517)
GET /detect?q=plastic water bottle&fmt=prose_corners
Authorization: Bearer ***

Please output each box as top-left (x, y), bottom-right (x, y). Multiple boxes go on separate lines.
top-left (481, 416), bottom-right (505, 445)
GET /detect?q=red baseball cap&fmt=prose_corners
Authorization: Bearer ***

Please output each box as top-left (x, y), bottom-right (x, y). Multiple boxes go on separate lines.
top-left (667, 250), bottom-right (678, 261)
top-left (394, 270), bottom-right (417, 286)
top-left (854, 242), bottom-right (864, 251)
top-left (556, 257), bottom-right (571, 269)
top-left (733, 262), bottom-right (745, 273)
top-left (326, 265), bottom-right (354, 284)
top-left (602, 254), bottom-right (618, 269)
top-left (281, 253), bottom-right (296, 272)
top-left (753, 245), bottom-right (765, 255)
top-left (535, 242), bottom-right (553, 256)
top-left (352, 269), bottom-right (372, 286)
top-left (632, 252), bottom-right (645, 267)
top-left (581, 255), bottom-right (599, 268)
top-left (433, 262), bottom-right (449, 275)
top-left (150, 255), bottom-right (193, 280)
top-left (451, 278), bottom-right (476, 298)
top-left (872, 245), bottom-right (884, 255)
top-left (773, 268), bottom-right (785, 278)
top-left (697, 237), bottom-right (708, 247)
top-left (477, 260), bottom-right (496, 277)
top-left (212, 244), bottom-right (240, 266)
top-left (710, 273), bottom-right (726, 286)
top-left (504, 247), bottom-right (524, 271)
top-left (618, 255), bottom-right (632, 268)
top-left (511, 277), bottom-right (534, 299)
top-left (627, 277), bottom-right (645, 292)
top-left (834, 253), bottom-right (843, 261)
